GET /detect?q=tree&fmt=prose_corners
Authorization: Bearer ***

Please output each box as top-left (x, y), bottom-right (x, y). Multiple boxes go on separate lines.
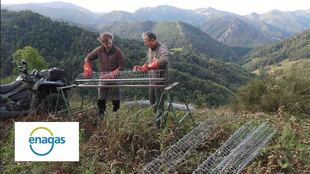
top-left (12, 46), bottom-right (48, 73)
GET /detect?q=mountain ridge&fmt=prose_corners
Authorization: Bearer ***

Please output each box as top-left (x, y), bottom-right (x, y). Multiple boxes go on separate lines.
top-left (3, 2), bottom-right (310, 47)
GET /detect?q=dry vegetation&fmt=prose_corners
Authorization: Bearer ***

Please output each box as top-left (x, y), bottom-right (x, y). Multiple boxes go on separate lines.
top-left (1, 104), bottom-right (309, 173)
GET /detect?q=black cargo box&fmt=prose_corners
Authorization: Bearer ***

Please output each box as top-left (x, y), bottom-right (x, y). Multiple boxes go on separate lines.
top-left (48, 67), bottom-right (65, 81)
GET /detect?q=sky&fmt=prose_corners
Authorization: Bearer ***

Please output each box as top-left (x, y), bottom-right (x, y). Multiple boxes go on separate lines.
top-left (2, 0), bottom-right (310, 15)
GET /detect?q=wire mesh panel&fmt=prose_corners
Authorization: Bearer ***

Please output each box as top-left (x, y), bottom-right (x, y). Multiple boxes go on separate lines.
top-left (229, 126), bottom-right (274, 174)
top-left (218, 124), bottom-right (275, 174)
top-left (139, 119), bottom-right (217, 174)
top-left (193, 122), bottom-right (275, 174)
top-left (75, 70), bottom-right (167, 88)
top-left (192, 122), bottom-right (256, 173)
top-left (138, 158), bottom-right (162, 174)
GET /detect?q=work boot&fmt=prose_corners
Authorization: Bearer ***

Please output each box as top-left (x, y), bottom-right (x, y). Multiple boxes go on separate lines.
top-left (98, 109), bottom-right (106, 117)
top-left (112, 100), bottom-right (120, 112)
top-left (97, 99), bottom-right (106, 118)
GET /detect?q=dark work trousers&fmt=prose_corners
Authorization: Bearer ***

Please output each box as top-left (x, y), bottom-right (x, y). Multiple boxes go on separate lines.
top-left (149, 88), bottom-right (164, 127)
top-left (97, 99), bottom-right (120, 114)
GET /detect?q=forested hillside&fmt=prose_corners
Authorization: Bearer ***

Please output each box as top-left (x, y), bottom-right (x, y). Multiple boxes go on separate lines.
top-left (0, 10), bottom-right (145, 79)
top-left (1, 10), bottom-right (254, 106)
top-left (242, 29), bottom-right (310, 71)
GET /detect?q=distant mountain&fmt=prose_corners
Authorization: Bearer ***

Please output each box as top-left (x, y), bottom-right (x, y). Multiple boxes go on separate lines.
top-left (2, 1), bottom-right (96, 25)
top-left (1, 10), bottom-right (254, 106)
top-left (246, 9), bottom-right (310, 33)
top-left (134, 5), bottom-right (205, 26)
top-left (0, 3), bottom-right (270, 49)
top-left (242, 29), bottom-right (310, 71)
top-left (195, 8), bottom-right (295, 47)
top-left (194, 7), bottom-right (240, 20)
top-left (102, 21), bottom-right (154, 39)
top-left (200, 16), bottom-right (272, 47)
top-left (102, 21), bottom-right (238, 61)
top-left (2, 3), bottom-right (203, 26)
top-left (3, 2), bottom-right (309, 47)
top-left (95, 11), bottom-right (138, 29)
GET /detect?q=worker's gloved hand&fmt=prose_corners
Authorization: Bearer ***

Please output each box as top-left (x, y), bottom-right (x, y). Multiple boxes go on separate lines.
top-left (110, 68), bottom-right (120, 78)
top-left (100, 69), bottom-right (120, 79)
top-left (100, 72), bottom-right (111, 79)
top-left (133, 62), bottom-right (157, 72)
top-left (141, 64), bottom-right (150, 72)
top-left (148, 60), bottom-right (159, 70)
top-left (83, 62), bottom-right (92, 78)
top-left (133, 64), bottom-right (148, 72)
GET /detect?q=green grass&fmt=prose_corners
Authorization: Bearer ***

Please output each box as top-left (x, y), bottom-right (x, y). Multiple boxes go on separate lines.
top-left (245, 58), bottom-right (310, 78)
top-left (264, 59), bottom-right (310, 77)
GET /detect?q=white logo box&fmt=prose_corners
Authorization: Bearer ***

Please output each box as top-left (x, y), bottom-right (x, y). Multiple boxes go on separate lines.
top-left (15, 122), bottom-right (79, 161)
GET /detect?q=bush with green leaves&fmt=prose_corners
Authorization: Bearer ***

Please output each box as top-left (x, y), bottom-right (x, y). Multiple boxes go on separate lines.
top-left (12, 46), bottom-right (48, 73)
top-left (232, 74), bottom-right (310, 116)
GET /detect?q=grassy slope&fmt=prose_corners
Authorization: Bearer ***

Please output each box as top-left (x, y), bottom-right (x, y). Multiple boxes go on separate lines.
top-left (242, 29), bottom-right (310, 72)
top-left (1, 106), bottom-right (309, 173)
top-left (252, 59), bottom-right (310, 77)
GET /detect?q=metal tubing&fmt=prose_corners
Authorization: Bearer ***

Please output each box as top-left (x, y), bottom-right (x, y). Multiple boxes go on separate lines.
top-left (77, 84), bottom-right (167, 88)
top-left (75, 78), bottom-right (166, 82)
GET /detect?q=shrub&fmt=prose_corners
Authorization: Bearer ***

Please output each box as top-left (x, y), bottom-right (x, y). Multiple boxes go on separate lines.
top-left (232, 74), bottom-right (310, 116)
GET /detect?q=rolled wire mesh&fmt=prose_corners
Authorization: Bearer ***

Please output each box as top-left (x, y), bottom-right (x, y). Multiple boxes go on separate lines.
top-left (193, 122), bottom-right (275, 174)
top-left (139, 119), bottom-right (217, 174)
top-left (75, 70), bottom-right (167, 87)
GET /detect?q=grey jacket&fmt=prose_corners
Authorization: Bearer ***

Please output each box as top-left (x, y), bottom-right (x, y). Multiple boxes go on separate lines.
top-left (146, 42), bottom-right (169, 82)
top-left (146, 41), bottom-right (169, 71)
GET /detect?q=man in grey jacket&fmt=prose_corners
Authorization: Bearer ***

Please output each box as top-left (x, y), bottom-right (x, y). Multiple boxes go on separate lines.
top-left (133, 31), bottom-right (169, 127)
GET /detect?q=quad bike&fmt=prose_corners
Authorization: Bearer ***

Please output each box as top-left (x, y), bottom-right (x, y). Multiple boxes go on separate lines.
top-left (0, 60), bottom-right (69, 118)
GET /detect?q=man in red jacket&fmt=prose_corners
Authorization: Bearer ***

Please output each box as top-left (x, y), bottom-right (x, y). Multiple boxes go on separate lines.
top-left (133, 31), bottom-right (169, 127)
top-left (83, 32), bottom-right (125, 117)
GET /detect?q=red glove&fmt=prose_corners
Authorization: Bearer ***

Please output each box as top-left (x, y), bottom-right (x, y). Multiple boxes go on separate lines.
top-left (148, 60), bottom-right (159, 69)
top-left (133, 64), bottom-right (148, 72)
top-left (141, 64), bottom-right (150, 72)
top-left (83, 62), bottom-right (92, 78)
